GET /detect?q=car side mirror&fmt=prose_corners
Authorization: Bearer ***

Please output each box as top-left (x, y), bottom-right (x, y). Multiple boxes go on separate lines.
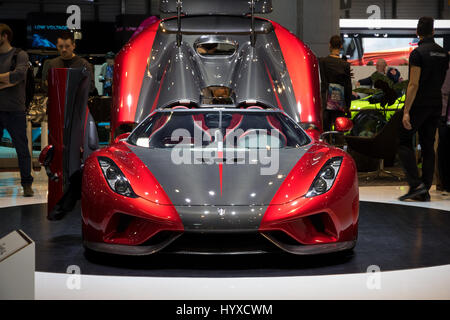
top-left (319, 118), bottom-right (353, 144)
top-left (39, 145), bottom-right (59, 181)
top-left (114, 132), bottom-right (131, 144)
top-left (335, 117), bottom-right (353, 132)
top-left (39, 145), bottom-right (54, 166)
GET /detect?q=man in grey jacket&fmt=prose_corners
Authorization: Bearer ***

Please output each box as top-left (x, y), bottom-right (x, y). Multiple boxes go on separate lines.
top-left (41, 31), bottom-right (95, 94)
top-left (0, 23), bottom-right (34, 196)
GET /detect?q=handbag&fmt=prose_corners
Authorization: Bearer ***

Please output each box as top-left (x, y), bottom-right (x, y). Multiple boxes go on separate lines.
top-left (326, 83), bottom-right (345, 112)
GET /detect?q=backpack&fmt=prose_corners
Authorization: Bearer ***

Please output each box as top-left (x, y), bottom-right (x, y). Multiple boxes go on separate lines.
top-left (10, 48), bottom-right (35, 112)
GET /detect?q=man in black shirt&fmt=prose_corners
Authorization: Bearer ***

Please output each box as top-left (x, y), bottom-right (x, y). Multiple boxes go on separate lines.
top-left (438, 63), bottom-right (450, 192)
top-left (0, 24), bottom-right (34, 197)
top-left (42, 32), bottom-right (95, 93)
top-left (398, 17), bottom-right (449, 201)
top-left (319, 35), bottom-right (352, 132)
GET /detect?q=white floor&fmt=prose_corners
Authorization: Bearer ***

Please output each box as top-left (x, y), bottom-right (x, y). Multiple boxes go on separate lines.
top-left (0, 170), bottom-right (48, 208)
top-left (35, 265), bottom-right (450, 300)
top-left (0, 171), bottom-right (449, 300)
top-left (359, 185), bottom-right (450, 211)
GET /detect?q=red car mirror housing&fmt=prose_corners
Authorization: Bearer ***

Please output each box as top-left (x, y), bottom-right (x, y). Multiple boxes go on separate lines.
top-left (114, 132), bottom-right (131, 144)
top-left (335, 117), bottom-right (353, 132)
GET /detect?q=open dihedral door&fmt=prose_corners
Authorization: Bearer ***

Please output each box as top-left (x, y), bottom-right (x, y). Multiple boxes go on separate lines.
top-left (43, 67), bottom-right (99, 219)
top-left (159, 0), bottom-right (273, 15)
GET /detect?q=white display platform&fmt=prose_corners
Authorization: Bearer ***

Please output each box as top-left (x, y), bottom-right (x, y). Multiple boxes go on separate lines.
top-left (0, 230), bottom-right (35, 300)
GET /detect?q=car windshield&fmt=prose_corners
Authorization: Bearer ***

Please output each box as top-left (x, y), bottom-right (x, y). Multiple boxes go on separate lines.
top-left (127, 108), bottom-right (310, 149)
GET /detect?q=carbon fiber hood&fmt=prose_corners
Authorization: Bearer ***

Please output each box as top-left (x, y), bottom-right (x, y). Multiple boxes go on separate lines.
top-left (127, 144), bottom-right (311, 206)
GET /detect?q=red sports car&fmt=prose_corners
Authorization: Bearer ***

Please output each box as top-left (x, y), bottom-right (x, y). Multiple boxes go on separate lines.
top-left (43, 0), bottom-right (359, 256)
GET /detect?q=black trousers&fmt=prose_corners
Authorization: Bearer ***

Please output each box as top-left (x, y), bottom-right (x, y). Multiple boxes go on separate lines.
top-left (0, 111), bottom-right (33, 186)
top-left (438, 120), bottom-right (450, 191)
top-left (398, 106), bottom-right (441, 190)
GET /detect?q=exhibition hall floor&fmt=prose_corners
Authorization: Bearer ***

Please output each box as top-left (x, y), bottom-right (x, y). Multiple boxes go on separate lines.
top-left (0, 171), bottom-right (449, 299)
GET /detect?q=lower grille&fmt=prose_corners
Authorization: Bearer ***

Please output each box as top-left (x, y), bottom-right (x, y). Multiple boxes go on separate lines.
top-left (161, 232), bottom-right (280, 255)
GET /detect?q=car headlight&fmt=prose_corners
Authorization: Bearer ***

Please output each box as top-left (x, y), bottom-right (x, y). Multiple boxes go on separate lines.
top-left (98, 156), bottom-right (137, 198)
top-left (306, 157), bottom-right (343, 198)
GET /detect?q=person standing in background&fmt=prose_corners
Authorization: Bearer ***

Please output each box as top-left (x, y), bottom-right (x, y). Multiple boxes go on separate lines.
top-left (438, 60), bottom-right (450, 193)
top-left (319, 35), bottom-right (352, 132)
top-left (99, 51), bottom-right (115, 96)
top-left (41, 31), bottom-right (95, 94)
top-left (398, 17), bottom-right (449, 201)
top-left (0, 23), bottom-right (34, 196)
